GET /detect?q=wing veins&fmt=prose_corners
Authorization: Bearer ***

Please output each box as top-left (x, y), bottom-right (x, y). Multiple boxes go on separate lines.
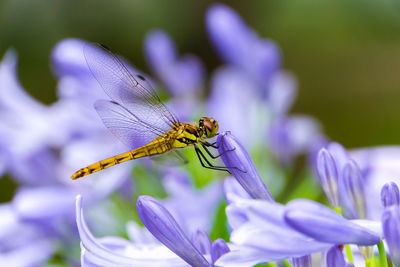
top-left (107, 101), bottom-right (166, 136)
top-left (85, 44), bottom-right (178, 129)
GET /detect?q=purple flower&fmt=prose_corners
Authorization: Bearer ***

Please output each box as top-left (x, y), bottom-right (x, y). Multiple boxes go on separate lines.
top-left (161, 170), bottom-right (222, 233)
top-left (284, 199), bottom-right (379, 245)
top-left (218, 197), bottom-right (332, 266)
top-left (326, 246), bottom-right (346, 267)
top-left (206, 3), bottom-right (280, 84)
top-left (145, 30), bottom-right (205, 96)
top-left (0, 40), bottom-right (137, 265)
top-left (316, 148), bottom-right (340, 207)
top-left (351, 146), bottom-right (400, 220)
top-left (208, 67), bottom-right (268, 147)
top-left (268, 115), bottom-right (321, 164)
top-left (217, 131), bottom-right (274, 201)
top-left (382, 205), bottom-right (400, 266)
top-left (75, 195), bottom-right (188, 266)
top-left (0, 50), bottom-right (65, 184)
top-left (0, 203), bottom-right (56, 266)
top-left (327, 142), bottom-right (350, 172)
top-left (211, 238), bottom-right (230, 264)
top-left (223, 177), bottom-right (252, 205)
top-left (340, 160), bottom-right (367, 219)
top-left (267, 71), bottom-right (297, 116)
top-left (292, 255), bottom-right (312, 267)
top-left (219, 188), bottom-right (381, 266)
top-left (381, 182), bottom-right (400, 208)
top-left (136, 195), bottom-right (210, 266)
top-left (52, 38), bottom-right (92, 78)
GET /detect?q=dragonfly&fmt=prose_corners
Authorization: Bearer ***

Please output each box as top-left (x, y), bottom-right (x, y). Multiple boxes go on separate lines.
top-left (71, 43), bottom-right (232, 180)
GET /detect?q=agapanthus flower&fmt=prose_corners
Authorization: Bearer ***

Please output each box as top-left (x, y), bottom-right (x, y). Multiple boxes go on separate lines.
top-left (219, 178), bottom-right (381, 266)
top-left (292, 255), bottom-right (312, 267)
top-left (351, 146), bottom-right (400, 220)
top-left (217, 131), bottom-right (273, 201)
top-left (381, 182), bottom-right (400, 207)
top-left (206, 3), bottom-right (281, 85)
top-left (316, 142), bottom-right (371, 219)
top-left (76, 193), bottom-right (230, 266)
top-left (316, 148), bottom-right (340, 208)
top-left (326, 246), bottom-right (346, 267)
top-left (0, 203), bottom-right (56, 266)
top-left (268, 115), bottom-right (321, 165)
top-left (339, 159), bottom-right (367, 219)
top-left (145, 30), bottom-right (204, 97)
top-left (160, 169), bottom-right (222, 233)
top-left (75, 195), bottom-right (188, 266)
top-left (208, 66), bottom-right (269, 148)
top-left (0, 39), bottom-right (138, 264)
top-left (382, 205), bottom-right (400, 266)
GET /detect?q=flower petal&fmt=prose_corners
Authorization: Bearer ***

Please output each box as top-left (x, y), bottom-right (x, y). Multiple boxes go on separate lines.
top-left (285, 199), bottom-right (380, 245)
top-left (76, 195), bottom-right (186, 266)
top-left (136, 196), bottom-right (210, 266)
top-left (218, 131), bottom-right (273, 201)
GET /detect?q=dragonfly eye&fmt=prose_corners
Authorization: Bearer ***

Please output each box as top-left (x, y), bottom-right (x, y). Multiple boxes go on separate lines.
top-left (200, 117), bottom-right (218, 138)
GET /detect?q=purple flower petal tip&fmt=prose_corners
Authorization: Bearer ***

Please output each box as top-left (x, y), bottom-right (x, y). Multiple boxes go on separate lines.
top-left (292, 255), bottom-right (312, 267)
top-left (145, 30), bottom-right (204, 95)
top-left (211, 238), bottom-right (230, 264)
top-left (382, 206), bottom-right (400, 266)
top-left (145, 30), bottom-right (176, 73)
top-left (191, 229), bottom-right (212, 255)
top-left (206, 3), bottom-right (251, 65)
top-left (217, 131), bottom-right (273, 201)
top-left (340, 159), bottom-right (367, 219)
top-left (52, 38), bottom-right (90, 77)
top-left (326, 246), bottom-right (346, 267)
top-left (136, 196), bottom-right (210, 267)
top-left (381, 182), bottom-right (400, 208)
top-left (284, 199), bottom-right (380, 246)
top-left (206, 3), bottom-right (280, 82)
top-left (316, 148), bottom-right (339, 207)
top-left (327, 142), bottom-right (349, 171)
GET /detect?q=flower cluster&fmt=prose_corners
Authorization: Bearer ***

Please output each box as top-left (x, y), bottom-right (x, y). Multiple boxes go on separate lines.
top-left (1, 3), bottom-right (400, 267)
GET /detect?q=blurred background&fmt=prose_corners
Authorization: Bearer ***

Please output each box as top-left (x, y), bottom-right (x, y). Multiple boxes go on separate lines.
top-left (1, 0), bottom-right (400, 148)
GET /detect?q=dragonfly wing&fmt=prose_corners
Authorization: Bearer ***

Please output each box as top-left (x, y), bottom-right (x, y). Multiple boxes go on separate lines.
top-left (83, 43), bottom-right (178, 134)
top-left (94, 99), bottom-right (164, 149)
top-left (150, 150), bottom-right (189, 166)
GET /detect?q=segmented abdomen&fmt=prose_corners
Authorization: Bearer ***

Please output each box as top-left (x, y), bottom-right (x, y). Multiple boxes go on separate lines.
top-left (71, 140), bottom-right (171, 180)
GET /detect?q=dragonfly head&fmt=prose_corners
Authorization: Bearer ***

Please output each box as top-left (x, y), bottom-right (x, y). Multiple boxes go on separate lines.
top-left (199, 117), bottom-right (219, 138)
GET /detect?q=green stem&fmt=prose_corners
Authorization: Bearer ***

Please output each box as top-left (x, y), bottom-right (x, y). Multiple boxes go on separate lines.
top-left (266, 263), bottom-right (278, 267)
top-left (345, 244), bottom-right (354, 264)
top-left (366, 258), bottom-right (372, 267)
top-left (282, 260), bottom-right (292, 267)
top-left (377, 240), bottom-right (388, 267)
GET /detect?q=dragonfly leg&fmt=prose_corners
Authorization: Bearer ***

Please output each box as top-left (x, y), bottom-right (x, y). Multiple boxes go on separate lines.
top-left (194, 145), bottom-right (245, 173)
top-left (204, 140), bottom-right (220, 149)
top-left (203, 140), bottom-right (236, 155)
top-left (201, 143), bottom-right (233, 159)
top-left (194, 146), bottom-right (231, 173)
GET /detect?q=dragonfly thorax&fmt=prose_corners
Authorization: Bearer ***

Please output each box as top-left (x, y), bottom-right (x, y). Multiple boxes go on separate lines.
top-left (199, 117), bottom-right (219, 138)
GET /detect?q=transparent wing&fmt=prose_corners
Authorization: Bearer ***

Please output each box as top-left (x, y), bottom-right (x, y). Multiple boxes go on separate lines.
top-left (84, 43), bottom-right (178, 136)
top-left (151, 150), bottom-right (189, 166)
top-left (95, 100), bottom-right (164, 149)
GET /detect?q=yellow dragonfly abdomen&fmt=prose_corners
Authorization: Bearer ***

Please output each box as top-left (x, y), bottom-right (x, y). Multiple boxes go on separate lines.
top-left (71, 139), bottom-right (172, 180)
top-left (71, 123), bottom-right (203, 180)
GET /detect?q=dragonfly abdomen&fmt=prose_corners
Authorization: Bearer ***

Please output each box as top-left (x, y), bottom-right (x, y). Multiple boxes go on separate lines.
top-left (71, 141), bottom-right (171, 180)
